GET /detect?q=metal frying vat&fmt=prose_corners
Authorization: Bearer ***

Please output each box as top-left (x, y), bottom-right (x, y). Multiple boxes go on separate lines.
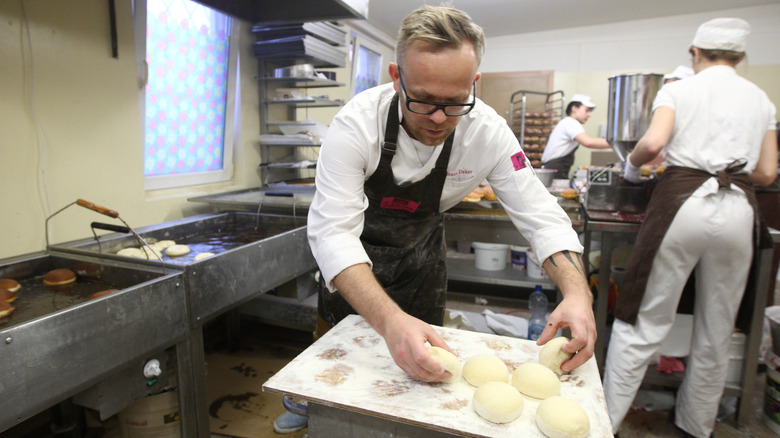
top-left (606, 73), bottom-right (664, 162)
top-left (0, 252), bottom-right (187, 433)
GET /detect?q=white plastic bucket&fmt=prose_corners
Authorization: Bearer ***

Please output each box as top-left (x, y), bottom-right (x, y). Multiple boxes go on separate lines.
top-left (119, 391), bottom-right (180, 438)
top-left (473, 242), bottom-right (509, 271)
top-left (526, 248), bottom-right (547, 279)
top-left (726, 332), bottom-right (746, 383)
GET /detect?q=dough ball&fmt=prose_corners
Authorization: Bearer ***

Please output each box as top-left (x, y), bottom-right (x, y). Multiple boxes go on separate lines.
top-left (193, 252), bottom-right (215, 261)
top-left (511, 362), bottom-right (560, 399)
top-left (463, 354), bottom-right (509, 387)
top-left (539, 336), bottom-right (574, 375)
top-left (427, 346), bottom-right (461, 383)
top-left (472, 381), bottom-right (524, 424)
top-left (165, 244), bottom-right (191, 257)
top-left (535, 396), bottom-right (590, 438)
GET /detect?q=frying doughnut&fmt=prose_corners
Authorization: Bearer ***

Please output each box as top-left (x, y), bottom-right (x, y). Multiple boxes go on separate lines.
top-left (116, 247), bottom-right (142, 257)
top-left (43, 268), bottom-right (77, 286)
top-left (154, 240), bottom-right (176, 249)
top-left (0, 300), bottom-right (12, 318)
top-left (193, 252), bottom-right (215, 261)
top-left (90, 289), bottom-right (118, 300)
top-left (165, 244), bottom-right (191, 257)
top-left (0, 279), bottom-right (20, 293)
top-left (1, 289), bottom-right (16, 303)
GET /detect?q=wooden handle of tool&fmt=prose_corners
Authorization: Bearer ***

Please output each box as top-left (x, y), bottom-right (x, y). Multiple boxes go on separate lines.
top-left (77, 199), bottom-right (119, 218)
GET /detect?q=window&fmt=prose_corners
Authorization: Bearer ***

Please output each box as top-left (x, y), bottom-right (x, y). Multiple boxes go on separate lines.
top-left (135, 0), bottom-right (239, 190)
top-left (350, 35), bottom-right (382, 96)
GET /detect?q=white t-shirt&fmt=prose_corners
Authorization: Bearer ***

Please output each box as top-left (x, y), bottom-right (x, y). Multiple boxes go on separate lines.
top-left (541, 117), bottom-right (585, 162)
top-left (653, 65), bottom-right (776, 175)
top-left (308, 83), bottom-right (582, 291)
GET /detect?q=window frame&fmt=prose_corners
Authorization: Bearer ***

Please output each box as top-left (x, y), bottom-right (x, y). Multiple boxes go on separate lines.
top-left (134, 0), bottom-right (240, 191)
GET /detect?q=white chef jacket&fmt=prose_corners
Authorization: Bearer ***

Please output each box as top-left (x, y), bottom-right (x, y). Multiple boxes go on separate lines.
top-left (308, 83), bottom-right (582, 291)
top-left (541, 117), bottom-right (585, 162)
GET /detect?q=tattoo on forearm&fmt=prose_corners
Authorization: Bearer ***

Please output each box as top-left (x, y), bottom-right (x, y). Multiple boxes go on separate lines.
top-left (546, 251), bottom-right (585, 277)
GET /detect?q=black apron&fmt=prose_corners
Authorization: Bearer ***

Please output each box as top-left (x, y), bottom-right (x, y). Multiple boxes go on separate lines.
top-left (318, 94), bottom-right (456, 327)
top-left (543, 149), bottom-right (576, 180)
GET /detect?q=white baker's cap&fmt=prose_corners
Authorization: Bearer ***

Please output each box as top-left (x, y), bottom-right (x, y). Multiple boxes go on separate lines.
top-left (570, 94), bottom-right (595, 108)
top-left (663, 65), bottom-right (694, 81)
top-left (692, 18), bottom-right (750, 52)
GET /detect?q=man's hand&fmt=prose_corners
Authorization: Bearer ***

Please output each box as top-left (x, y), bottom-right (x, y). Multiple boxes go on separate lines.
top-left (379, 312), bottom-right (453, 382)
top-left (539, 250), bottom-right (597, 372)
top-left (537, 291), bottom-right (596, 372)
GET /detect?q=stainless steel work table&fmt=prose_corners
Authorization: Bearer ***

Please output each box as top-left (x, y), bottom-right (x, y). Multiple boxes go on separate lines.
top-left (583, 208), bottom-right (778, 426)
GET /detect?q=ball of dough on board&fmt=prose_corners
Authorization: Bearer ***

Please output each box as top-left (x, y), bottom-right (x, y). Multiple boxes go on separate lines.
top-left (165, 244), bottom-right (191, 257)
top-left (427, 346), bottom-right (461, 383)
top-left (462, 354), bottom-right (509, 387)
top-left (473, 381), bottom-right (524, 424)
top-left (536, 396), bottom-right (590, 438)
top-left (511, 362), bottom-right (560, 399)
top-left (539, 336), bottom-right (574, 375)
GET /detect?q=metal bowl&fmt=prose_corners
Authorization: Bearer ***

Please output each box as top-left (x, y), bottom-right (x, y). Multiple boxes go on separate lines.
top-left (534, 168), bottom-right (557, 187)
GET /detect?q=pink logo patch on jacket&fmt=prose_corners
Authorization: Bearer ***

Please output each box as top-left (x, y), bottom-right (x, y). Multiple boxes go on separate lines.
top-left (511, 151), bottom-right (528, 171)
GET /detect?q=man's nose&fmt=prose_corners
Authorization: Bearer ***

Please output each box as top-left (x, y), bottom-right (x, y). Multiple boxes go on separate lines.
top-left (428, 108), bottom-right (448, 124)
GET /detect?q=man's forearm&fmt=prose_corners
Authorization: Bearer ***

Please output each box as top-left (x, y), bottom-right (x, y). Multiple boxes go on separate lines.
top-left (331, 263), bottom-right (403, 337)
top-left (543, 250), bottom-right (592, 300)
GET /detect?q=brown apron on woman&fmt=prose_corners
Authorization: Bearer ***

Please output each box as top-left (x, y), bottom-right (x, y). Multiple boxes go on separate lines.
top-left (318, 94), bottom-right (455, 328)
top-left (615, 162), bottom-right (769, 326)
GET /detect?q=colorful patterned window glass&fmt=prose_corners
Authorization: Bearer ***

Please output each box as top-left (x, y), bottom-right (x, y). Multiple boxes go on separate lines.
top-left (144, 0), bottom-right (231, 176)
top-left (352, 44), bottom-right (381, 96)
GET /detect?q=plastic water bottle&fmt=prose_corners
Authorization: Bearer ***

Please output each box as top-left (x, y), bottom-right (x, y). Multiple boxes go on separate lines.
top-left (527, 285), bottom-right (548, 341)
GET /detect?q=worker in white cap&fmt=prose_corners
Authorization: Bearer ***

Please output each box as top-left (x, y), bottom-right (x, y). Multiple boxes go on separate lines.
top-left (604, 17), bottom-right (777, 438)
top-left (541, 94), bottom-right (611, 179)
top-left (664, 65), bottom-right (694, 84)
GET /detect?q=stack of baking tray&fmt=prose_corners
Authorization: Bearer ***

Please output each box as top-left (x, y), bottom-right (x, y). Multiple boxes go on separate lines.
top-left (252, 21), bottom-right (346, 67)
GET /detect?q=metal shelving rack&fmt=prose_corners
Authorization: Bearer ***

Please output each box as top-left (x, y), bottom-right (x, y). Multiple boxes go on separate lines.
top-left (508, 90), bottom-right (565, 168)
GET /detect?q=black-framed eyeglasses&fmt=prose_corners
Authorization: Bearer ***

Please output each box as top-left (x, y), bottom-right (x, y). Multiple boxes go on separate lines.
top-left (398, 68), bottom-right (476, 117)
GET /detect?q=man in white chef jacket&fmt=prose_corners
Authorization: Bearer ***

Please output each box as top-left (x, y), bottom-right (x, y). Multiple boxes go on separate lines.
top-left (275, 7), bottom-right (599, 431)
top-left (541, 94), bottom-right (611, 179)
top-left (603, 18), bottom-right (777, 438)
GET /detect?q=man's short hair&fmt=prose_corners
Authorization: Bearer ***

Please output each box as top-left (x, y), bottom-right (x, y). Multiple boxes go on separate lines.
top-left (396, 5), bottom-right (486, 67)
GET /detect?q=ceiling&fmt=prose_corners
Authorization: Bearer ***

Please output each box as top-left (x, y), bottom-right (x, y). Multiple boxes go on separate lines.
top-left (364, 0), bottom-right (780, 39)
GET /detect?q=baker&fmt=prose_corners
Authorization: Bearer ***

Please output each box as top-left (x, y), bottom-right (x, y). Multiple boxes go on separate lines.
top-left (275, 6), bottom-right (597, 433)
top-left (541, 94), bottom-right (611, 179)
top-left (603, 18), bottom-right (777, 438)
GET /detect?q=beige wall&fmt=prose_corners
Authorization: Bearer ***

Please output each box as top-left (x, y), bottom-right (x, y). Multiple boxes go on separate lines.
top-left (0, 1), bottom-right (263, 259)
top-left (554, 65), bottom-right (780, 172)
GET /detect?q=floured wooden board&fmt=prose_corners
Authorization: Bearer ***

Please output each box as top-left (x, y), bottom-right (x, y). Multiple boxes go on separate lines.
top-left (263, 314), bottom-right (612, 437)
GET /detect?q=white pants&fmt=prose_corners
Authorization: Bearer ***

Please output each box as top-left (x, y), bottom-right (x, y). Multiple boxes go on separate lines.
top-left (603, 185), bottom-right (754, 438)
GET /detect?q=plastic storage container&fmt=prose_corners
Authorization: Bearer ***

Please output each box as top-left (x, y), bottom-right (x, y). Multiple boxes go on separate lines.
top-left (510, 245), bottom-right (528, 270)
top-left (473, 242), bottom-right (509, 271)
top-left (526, 248), bottom-right (547, 279)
